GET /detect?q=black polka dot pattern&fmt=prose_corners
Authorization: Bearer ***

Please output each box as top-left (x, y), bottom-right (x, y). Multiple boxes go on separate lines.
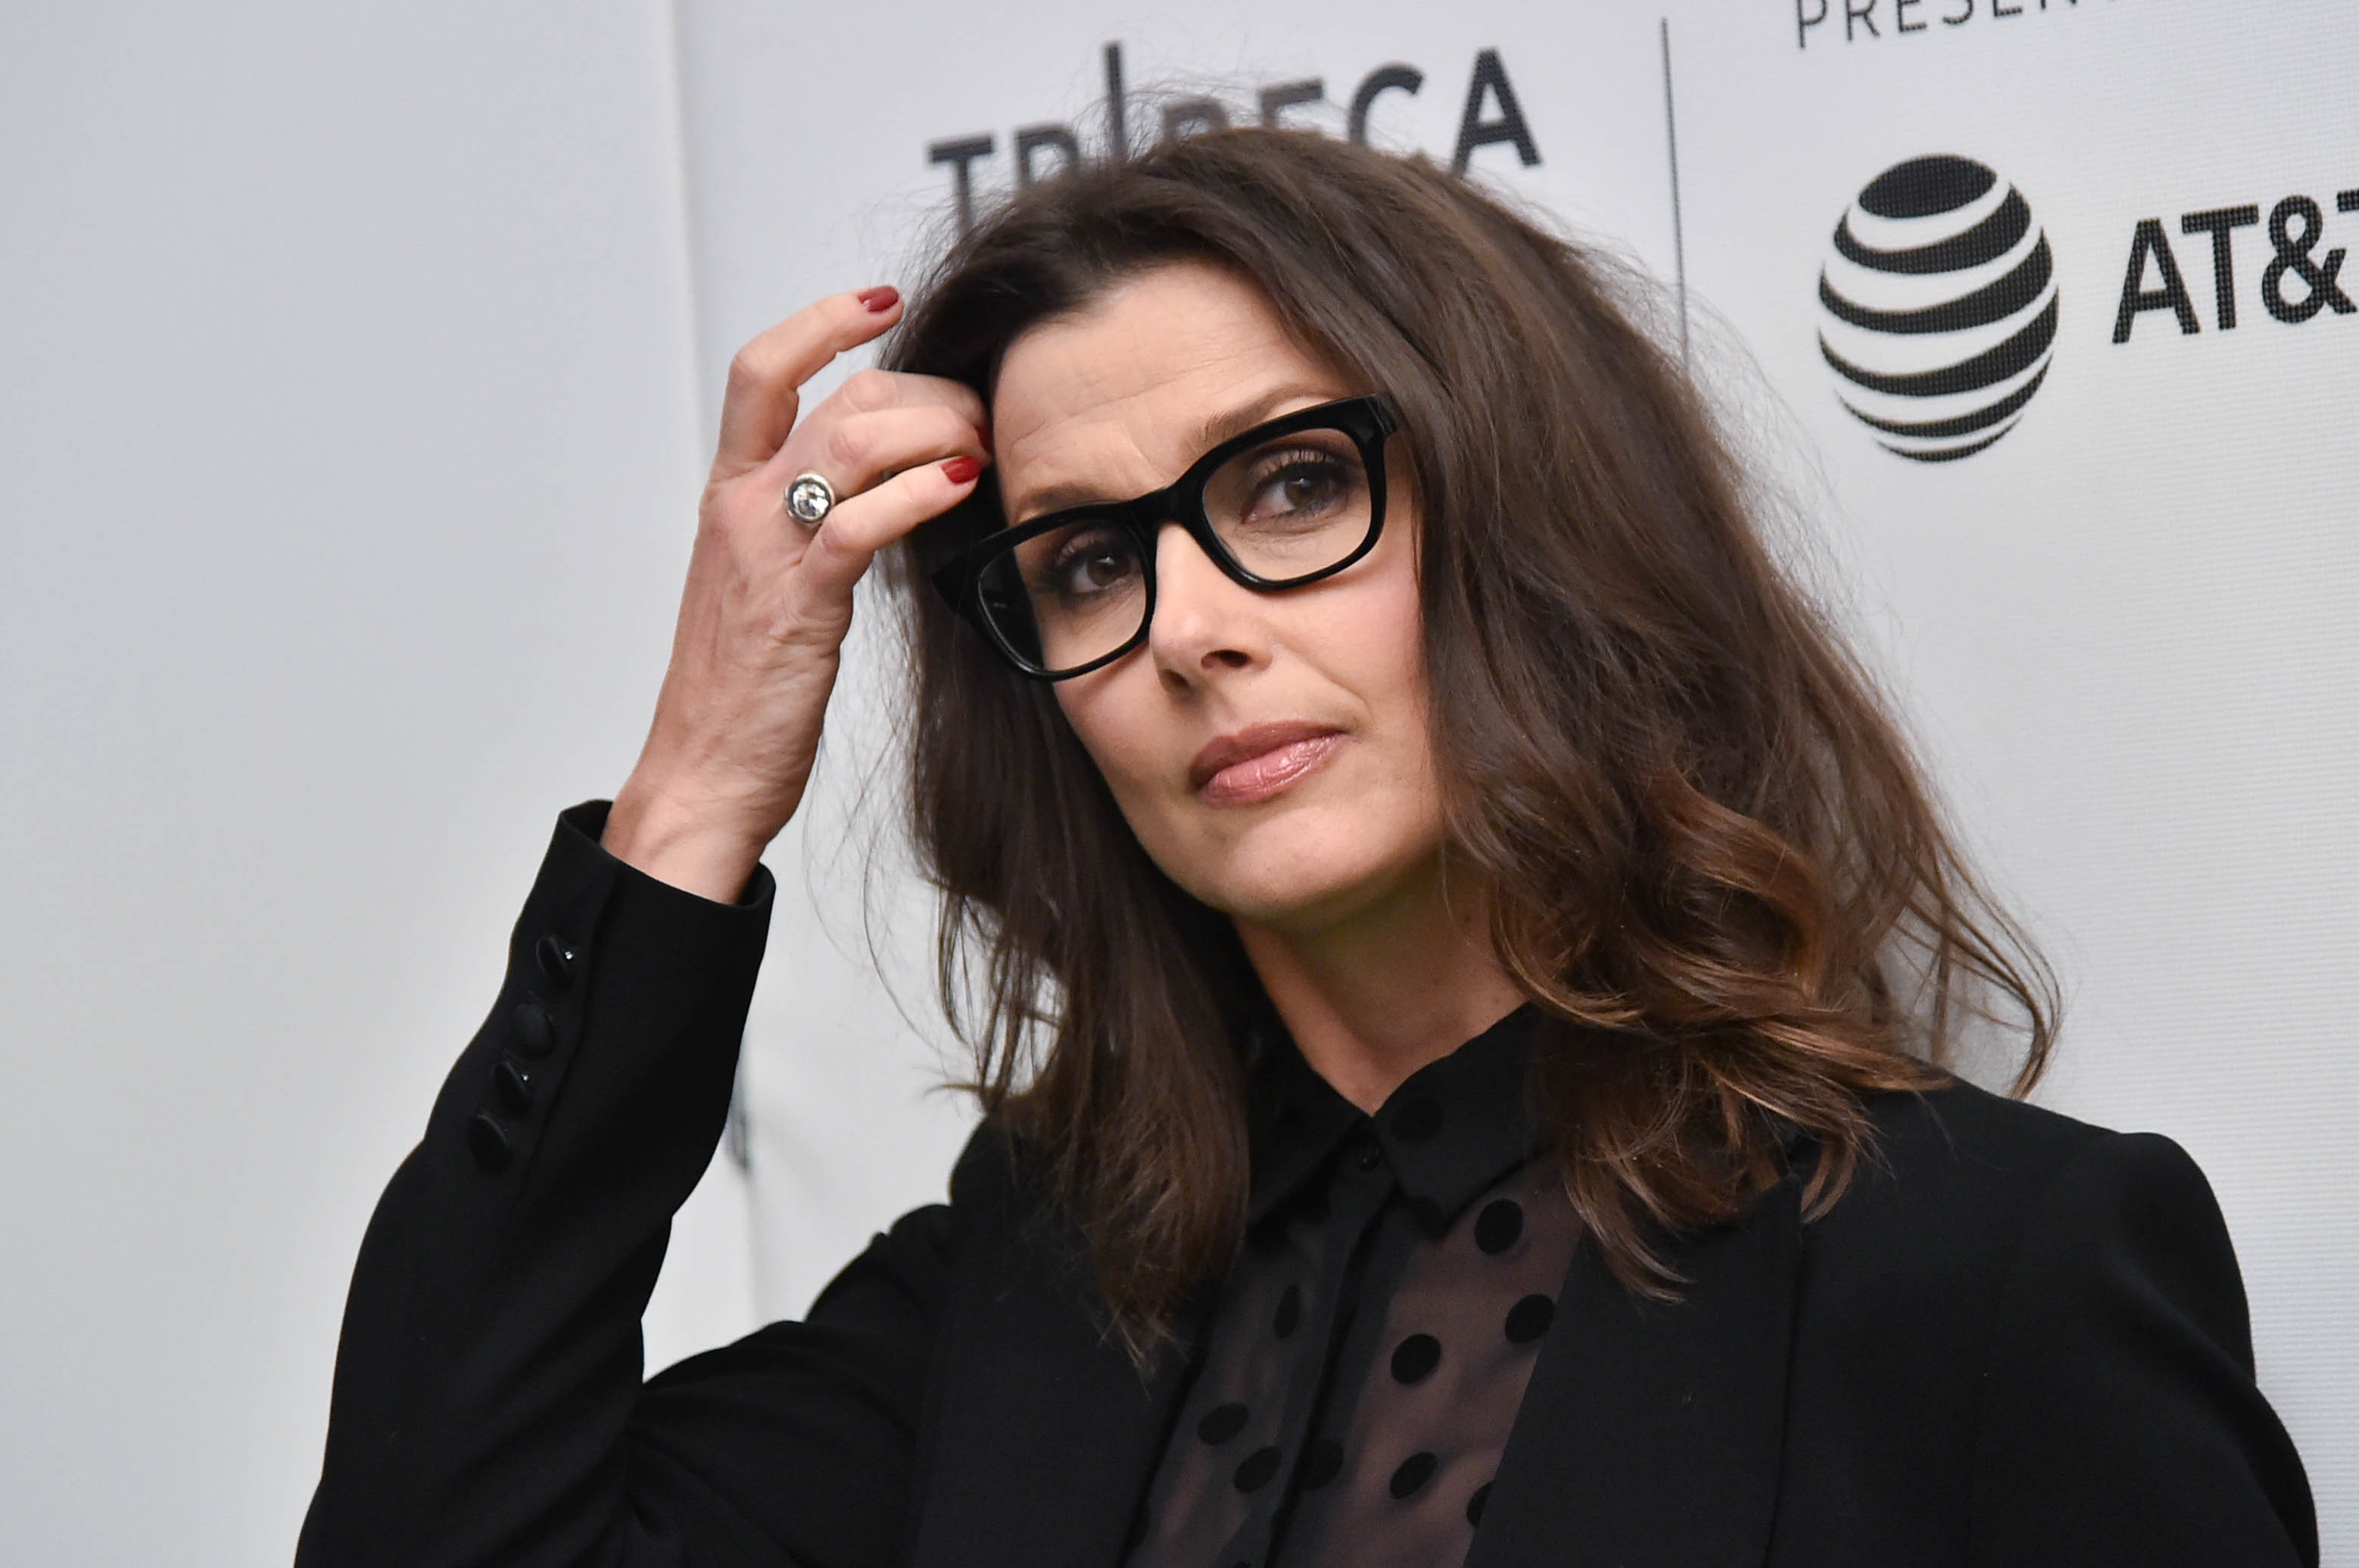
top-left (1388, 1451), bottom-right (1438, 1499)
top-left (1389, 1333), bottom-right (1441, 1384)
top-left (1120, 1013), bottom-right (1573, 1568)
top-left (1474, 1198), bottom-right (1523, 1254)
top-left (1504, 1293), bottom-right (1556, 1345)
top-left (1298, 1437), bottom-right (1343, 1491)
top-left (1234, 1446), bottom-right (1282, 1493)
top-left (1198, 1402), bottom-right (1249, 1445)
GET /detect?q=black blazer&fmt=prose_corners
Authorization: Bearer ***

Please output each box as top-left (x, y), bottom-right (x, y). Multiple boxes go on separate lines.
top-left (298, 806), bottom-right (2317, 1567)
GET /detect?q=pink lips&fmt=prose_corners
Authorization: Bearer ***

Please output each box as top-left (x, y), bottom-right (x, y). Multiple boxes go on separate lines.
top-left (1189, 722), bottom-right (1345, 806)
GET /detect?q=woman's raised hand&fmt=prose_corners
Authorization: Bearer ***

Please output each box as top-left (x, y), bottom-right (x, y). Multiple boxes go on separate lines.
top-left (603, 287), bottom-right (989, 902)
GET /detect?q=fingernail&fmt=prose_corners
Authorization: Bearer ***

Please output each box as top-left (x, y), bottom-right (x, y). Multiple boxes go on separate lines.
top-left (857, 285), bottom-right (900, 313)
top-left (941, 456), bottom-right (982, 485)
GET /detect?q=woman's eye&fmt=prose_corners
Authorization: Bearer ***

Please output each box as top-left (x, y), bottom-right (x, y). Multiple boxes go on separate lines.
top-left (1048, 531), bottom-right (1136, 597)
top-left (1243, 454), bottom-right (1352, 523)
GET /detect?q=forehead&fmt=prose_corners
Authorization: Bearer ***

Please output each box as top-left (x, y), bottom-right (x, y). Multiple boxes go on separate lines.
top-left (989, 260), bottom-right (1351, 521)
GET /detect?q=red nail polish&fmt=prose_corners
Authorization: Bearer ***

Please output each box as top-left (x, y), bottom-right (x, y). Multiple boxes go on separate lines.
top-left (942, 456), bottom-right (982, 485)
top-left (857, 285), bottom-right (899, 313)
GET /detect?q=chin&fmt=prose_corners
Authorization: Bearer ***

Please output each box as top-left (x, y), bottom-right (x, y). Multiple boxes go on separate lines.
top-left (1175, 815), bottom-right (1433, 934)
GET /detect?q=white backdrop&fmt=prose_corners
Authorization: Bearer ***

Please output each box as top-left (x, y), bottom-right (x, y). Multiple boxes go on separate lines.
top-left (0, 6), bottom-right (749, 1564)
top-left (672, 0), bottom-right (2359, 1551)
top-left (1, 3), bottom-right (2350, 1565)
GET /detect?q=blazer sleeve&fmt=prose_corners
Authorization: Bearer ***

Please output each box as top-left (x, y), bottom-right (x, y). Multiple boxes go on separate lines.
top-left (297, 802), bottom-right (956, 1568)
top-left (1967, 1130), bottom-right (2318, 1568)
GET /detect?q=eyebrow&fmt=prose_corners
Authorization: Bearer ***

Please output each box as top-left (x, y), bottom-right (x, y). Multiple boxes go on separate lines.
top-left (1006, 384), bottom-right (1339, 522)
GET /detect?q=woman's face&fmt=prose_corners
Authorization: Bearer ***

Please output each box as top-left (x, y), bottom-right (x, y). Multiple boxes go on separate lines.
top-left (988, 260), bottom-right (1444, 937)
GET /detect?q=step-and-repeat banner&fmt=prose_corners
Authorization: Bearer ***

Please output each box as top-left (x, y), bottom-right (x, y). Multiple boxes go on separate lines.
top-left (670, 0), bottom-right (2357, 1533)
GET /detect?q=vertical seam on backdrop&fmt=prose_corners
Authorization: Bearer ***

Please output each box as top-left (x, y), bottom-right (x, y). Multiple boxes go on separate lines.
top-left (655, 0), bottom-right (766, 1280)
top-left (658, 0), bottom-right (712, 451)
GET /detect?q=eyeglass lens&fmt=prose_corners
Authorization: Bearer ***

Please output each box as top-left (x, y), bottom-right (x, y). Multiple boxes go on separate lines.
top-left (974, 422), bottom-right (1376, 674)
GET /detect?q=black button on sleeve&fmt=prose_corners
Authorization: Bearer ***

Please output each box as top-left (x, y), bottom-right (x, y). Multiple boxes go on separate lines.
top-left (491, 1058), bottom-right (534, 1114)
top-left (466, 1111), bottom-right (513, 1172)
top-left (534, 933), bottom-right (575, 991)
top-left (510, 999), bottom-right (556, 1058)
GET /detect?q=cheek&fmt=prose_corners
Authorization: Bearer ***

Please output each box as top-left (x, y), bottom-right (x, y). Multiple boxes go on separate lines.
top-left (1338, 538), bottom-right (1432, 750)
top-left (1370, 573), bottom-right (1427, 703)
top-left (1052, 670), bottom-right (1168, 811)
top-left (1354, 485), bottom-right (1428, 690)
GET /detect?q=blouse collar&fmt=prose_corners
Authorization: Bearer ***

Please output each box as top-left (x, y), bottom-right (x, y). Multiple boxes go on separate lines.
top-left (1245, 1002), bottom-right (1543, 1235)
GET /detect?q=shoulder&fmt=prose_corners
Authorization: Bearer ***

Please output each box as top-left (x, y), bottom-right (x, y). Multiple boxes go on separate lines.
top-left (1830, 1074), bottom-right (2192, 1232)
top-left (1798, 1077), bottom-right (2242, 1350)
top-left (946, 1116), bottom-right (1021, 1201)
top-left (1859, 1072), bottom-right (2116, 1181)
top-left (1812, 1091), bottom-right (2317, 1561)
top-left (1868, 1081), bottom-right (2256, 1361)
top-left (1782, 1081), bottom-right (2316, 1558)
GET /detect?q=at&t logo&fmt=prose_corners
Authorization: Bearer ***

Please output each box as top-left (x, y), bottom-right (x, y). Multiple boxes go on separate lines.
top-left (1818, 155), bottom-right (2058, 463)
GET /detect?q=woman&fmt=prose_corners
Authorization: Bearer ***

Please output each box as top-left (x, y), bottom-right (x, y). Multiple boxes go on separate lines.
top-left (298, 129), bottom-right (2315, 1566)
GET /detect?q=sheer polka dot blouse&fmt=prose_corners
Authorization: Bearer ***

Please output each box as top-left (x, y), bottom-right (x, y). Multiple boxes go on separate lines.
top-left (1124, 1005), bottom-right (1575, 1568)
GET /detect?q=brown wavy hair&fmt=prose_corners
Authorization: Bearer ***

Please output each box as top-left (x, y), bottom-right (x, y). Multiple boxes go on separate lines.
top-left (880, 126), bottom-right (2057, 1352)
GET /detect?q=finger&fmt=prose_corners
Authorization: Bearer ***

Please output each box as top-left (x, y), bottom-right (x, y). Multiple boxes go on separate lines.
top-left (792, 456), bottom-right (986, 603)
top-left (842, 369), bottom-right (989, 437)
top-left (712, 285), bottom-right (904, 477)
top-left (772, 402), bottom-right (989, 501)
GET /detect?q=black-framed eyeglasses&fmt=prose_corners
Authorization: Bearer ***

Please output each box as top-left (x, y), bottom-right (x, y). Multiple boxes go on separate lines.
top-left (929, 394), bottom-right (1400, 680)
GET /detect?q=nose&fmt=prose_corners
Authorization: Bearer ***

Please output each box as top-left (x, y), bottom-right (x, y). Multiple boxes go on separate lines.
top-left (1144, 522), bottom-right (1266, 687)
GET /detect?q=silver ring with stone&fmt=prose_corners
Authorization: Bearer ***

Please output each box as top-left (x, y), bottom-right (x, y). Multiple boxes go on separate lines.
top-left (784, 472), bottom-right (836, 528)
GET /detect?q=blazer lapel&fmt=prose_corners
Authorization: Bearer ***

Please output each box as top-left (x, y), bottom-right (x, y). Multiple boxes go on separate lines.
top-left (1466, 1174), bottom-right (1805, 1568)
top-left (904, 1218), bottom-right (1193, 1568)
